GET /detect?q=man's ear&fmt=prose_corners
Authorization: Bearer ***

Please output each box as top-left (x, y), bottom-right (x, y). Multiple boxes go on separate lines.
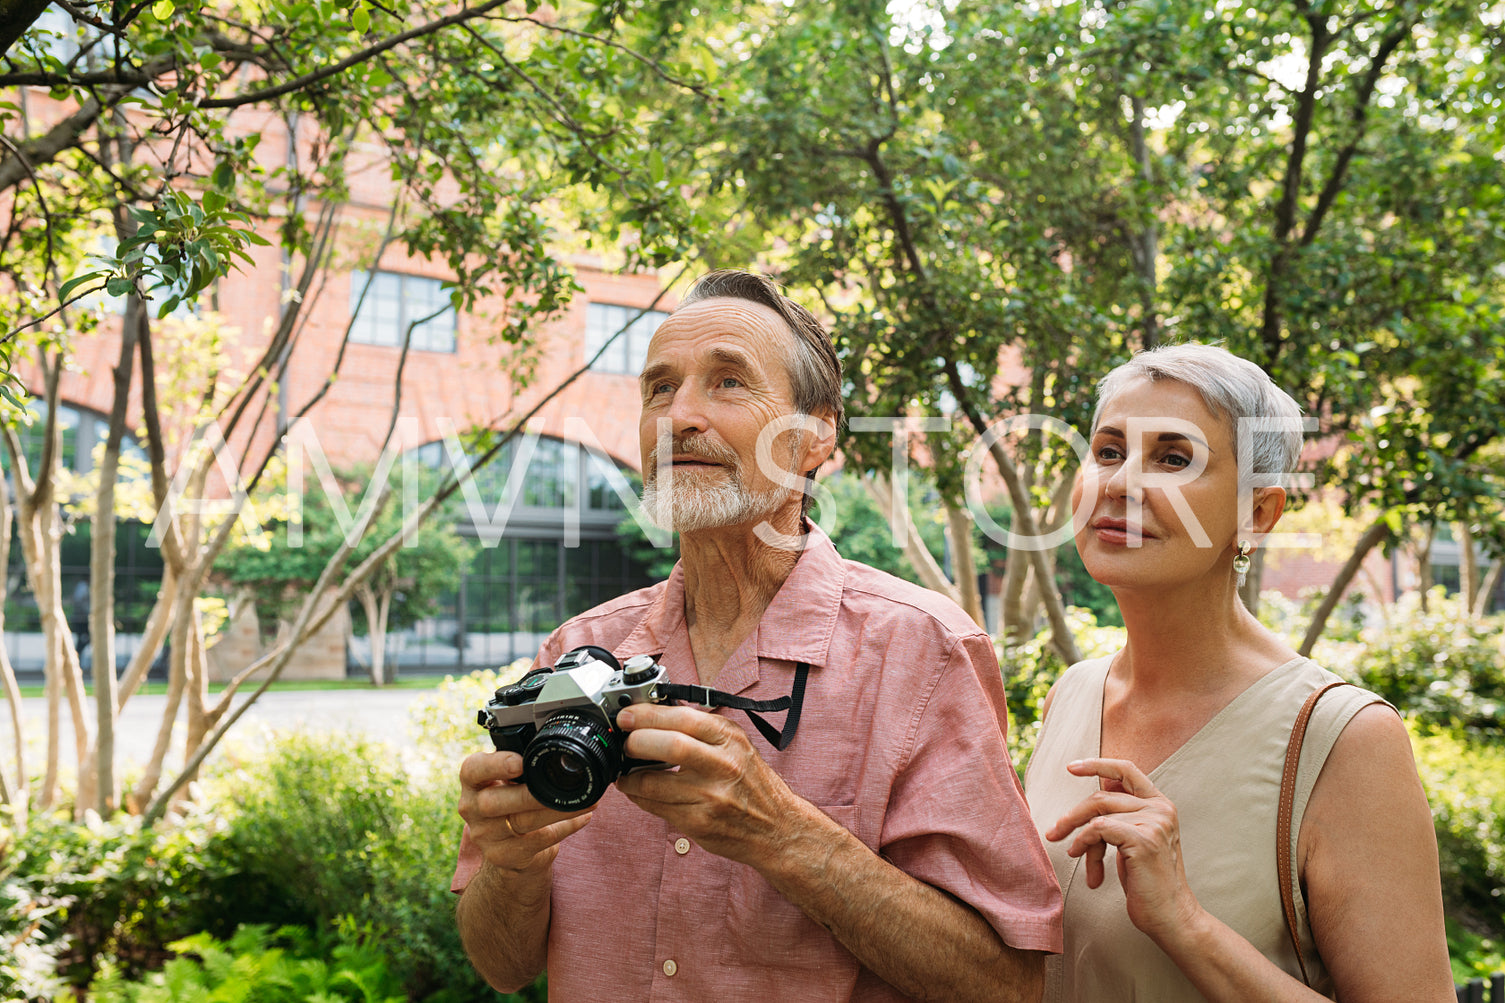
top-left (799, 410), bottom-right (839, 474)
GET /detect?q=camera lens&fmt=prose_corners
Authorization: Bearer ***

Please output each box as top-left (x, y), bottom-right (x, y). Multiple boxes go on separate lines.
top-left (523, 710), bottom-right (621, 811)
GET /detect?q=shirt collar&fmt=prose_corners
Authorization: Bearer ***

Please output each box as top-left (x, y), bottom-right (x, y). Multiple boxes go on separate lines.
top-left (617, 521), bottom-right (846, 671)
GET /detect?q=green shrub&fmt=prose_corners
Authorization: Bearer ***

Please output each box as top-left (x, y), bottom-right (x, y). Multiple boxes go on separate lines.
top-left (999, 608), bottom-right (1124, 775)
top-left (206, 732), bottom-right (497, 1002)
top-left (0, 803), bottom-right (235, 997)
top-left (1338, 591), bottom-right (1505, 744)
top-left (86, 922), bottom-right (405, 1003)
top-left (407, 660), bottom-right (530, 770)
top-left (1414, 730), bottom-right (1505, 946)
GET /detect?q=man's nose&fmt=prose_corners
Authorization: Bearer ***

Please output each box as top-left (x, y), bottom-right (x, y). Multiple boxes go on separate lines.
top-left (666, 382), bottom-right (709, 435)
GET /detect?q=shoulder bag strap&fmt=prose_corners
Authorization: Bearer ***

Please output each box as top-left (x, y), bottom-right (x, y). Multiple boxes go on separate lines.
top-left (1278, 679), bottom-right (1351, 986)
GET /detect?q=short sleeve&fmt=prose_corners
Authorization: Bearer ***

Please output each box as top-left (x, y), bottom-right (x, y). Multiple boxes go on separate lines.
top-left (878, 632), bottom-right (1064, 953)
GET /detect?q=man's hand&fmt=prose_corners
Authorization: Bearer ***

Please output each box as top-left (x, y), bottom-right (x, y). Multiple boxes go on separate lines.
top-left (615, 702), bottom-right (1044, 1002)
top-left (614, 703), bottom-right (795, 864)
top-left (458, 750), bottom-right (595, 874)
top-left (455, 750), bottom-right (595, 993)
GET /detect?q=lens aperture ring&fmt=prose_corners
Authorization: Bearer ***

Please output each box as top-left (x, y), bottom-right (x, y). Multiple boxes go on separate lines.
top-left (523, 710), bottom-right (621, 811)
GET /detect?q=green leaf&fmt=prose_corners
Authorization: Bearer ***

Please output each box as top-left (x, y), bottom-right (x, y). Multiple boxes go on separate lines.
top-left (352, 6), bottom-right (370, 33)
top-left (59, 272), bottom-right (105, 301)
top-left (151, 0), bottom-right (175, 21)
top-left (106, 276), bottom-right (133, 297)
top-left (0, 383), bottom-right (29, 410)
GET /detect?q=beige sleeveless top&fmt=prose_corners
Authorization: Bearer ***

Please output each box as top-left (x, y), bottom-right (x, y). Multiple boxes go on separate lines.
top-left (1024, 655), bottom-right (1387, 1002)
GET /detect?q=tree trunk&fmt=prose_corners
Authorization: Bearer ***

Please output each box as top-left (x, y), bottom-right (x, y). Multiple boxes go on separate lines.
top-left (1415, 522), bottom-right (1434, 609)
top-left (180, 624), bottom-right (215, 793)
top-left (1300, 518), bottom-right (1391, 657)
top-left (1125, 94), bottom-right (1161, 349)
top-left (131, 586), bottom-right (196, 813)
top-left (0, 470), bottom-right (26, 826)
top-left (1457, 520), bottom-right (1478, 618)
top-left (4, 374), bottom-right (90, 810)
top-left (861, 473), bottom-right (963, 606)
top-left (377, 590), bottom-right (395, 685)
top-left (1000, 554), bottom-right (1031, 643)
top-left (976, 432), bottom-right (1082, 666)
top-left (944, 501), bottom-right (985, 629)
top-left (1474, 559), bottom-right (1502, 620)
top-left (87, 290), bottom-right (144, 817)
top-left (355, 582), bottom-right (386, 686)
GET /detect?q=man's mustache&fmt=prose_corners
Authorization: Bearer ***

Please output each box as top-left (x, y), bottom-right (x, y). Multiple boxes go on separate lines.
top-left (646, 434), bottom-right (741, 480)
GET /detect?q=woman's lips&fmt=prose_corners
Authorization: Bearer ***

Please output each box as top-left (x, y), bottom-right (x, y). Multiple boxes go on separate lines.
top-left (1091, 519), bottom-right (1155, 545)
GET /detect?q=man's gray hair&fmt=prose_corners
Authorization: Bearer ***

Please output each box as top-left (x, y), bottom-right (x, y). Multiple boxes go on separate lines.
top-left (679, 269), bottom-right (845, 433)
top-left (1092, 342), bottom-right (1304, 476)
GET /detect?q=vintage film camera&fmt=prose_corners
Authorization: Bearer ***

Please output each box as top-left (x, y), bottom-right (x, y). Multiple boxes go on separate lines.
top-left (477, 646), bottom-right (671, 811)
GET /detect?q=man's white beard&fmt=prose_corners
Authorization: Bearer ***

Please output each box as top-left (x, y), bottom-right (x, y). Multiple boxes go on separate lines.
top-left (641, 467), bottom-right (789, 533)
top-left (641, 434), bottom-right (795, 533)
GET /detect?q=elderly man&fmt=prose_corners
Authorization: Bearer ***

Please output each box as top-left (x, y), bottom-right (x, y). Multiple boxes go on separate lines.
top-left (453, 269), bottom-right (1062, 1000)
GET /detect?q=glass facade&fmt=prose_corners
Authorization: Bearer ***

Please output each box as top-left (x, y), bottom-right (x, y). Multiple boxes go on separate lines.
top-left (373, 434), bottom-right (655, 672)
top-left (3, 402), bottom-right (161, 673)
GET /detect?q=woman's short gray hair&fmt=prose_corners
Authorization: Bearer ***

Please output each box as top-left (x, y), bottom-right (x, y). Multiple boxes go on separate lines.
top-left (1092, 343), bottom-right (1305, 477)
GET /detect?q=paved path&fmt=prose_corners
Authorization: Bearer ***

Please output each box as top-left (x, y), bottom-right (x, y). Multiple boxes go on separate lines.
top-left (1, 687), bottom-right (440, 775)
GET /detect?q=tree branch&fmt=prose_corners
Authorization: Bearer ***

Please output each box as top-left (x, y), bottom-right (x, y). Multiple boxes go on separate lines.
top-left (197, 0), bottom-right (511, 110)
top-left (1299, 17), bottom-right (1413, 247)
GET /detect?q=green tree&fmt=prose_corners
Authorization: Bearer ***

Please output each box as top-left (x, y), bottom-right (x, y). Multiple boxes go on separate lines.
top-left (215, 466), bottom-right (475, 687)
top-left (0, 1), bottom-right (709, 823)
top-left (625, 0), bottom-right (1505, 655)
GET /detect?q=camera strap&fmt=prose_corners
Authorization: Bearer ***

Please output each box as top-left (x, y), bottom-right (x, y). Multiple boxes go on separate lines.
top-left (656, 661), bottom-right (809, 751)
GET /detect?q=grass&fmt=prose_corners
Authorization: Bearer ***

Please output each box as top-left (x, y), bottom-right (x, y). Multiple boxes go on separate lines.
top-left (17, 673), bottom-right (449, 699)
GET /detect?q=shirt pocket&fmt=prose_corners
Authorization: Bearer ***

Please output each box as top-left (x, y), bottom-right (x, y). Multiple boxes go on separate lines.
top-left (716, 805), bottom-right (863, 973)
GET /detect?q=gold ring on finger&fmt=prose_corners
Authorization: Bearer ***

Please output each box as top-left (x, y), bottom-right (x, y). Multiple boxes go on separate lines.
top-left (504, 815), bottom-right (522, 838)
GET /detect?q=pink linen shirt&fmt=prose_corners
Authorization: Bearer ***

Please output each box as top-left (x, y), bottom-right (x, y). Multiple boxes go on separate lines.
top-left (453, 524), bottom-right (1062, 999)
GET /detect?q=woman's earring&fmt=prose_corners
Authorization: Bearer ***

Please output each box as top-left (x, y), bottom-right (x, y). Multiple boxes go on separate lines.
top-left (1233, 540), bottom-right (1253, 589)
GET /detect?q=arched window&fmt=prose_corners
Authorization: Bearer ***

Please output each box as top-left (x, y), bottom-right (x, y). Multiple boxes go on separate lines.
top-left (373, 434), bottom-right (654, 671)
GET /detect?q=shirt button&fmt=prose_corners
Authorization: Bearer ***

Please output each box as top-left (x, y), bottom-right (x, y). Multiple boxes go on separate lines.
top-left (674, 837), bottom-right (691, 855)
top-left (663, 959), bottom-right (678, 977)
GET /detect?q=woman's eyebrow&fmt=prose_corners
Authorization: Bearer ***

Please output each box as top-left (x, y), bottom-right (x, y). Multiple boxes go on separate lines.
top-left (1094, 425), bottom-right (1213, 451)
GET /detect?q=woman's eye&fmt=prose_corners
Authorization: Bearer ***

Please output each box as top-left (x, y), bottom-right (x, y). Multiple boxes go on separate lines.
top-left (1095, 444), bottom-right (1123, 461)
top-left (1161, 452), bottom-right (1191, 469)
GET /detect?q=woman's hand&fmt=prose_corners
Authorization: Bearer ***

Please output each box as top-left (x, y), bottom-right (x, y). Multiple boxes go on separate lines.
top-left (1044, 757), bottom-right (1203, 947)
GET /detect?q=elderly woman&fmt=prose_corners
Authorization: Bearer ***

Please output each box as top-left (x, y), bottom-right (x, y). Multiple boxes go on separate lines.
top-left (1025, 343), bottom-right (1453, 1001)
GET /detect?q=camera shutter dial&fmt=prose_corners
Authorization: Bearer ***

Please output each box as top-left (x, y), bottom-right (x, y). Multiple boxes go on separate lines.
top-left (622, 654), bottom-right (659, 685)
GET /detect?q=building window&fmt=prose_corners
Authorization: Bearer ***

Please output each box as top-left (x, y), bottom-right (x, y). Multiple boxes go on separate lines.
top-left (585, 303), bottom-right (668, 375)
top-left (349, 270), bottom-right (457, 353)
top-left (13, 401), bottom-right (147, 477)
top-left (389, 434), bottom-right (654, 670)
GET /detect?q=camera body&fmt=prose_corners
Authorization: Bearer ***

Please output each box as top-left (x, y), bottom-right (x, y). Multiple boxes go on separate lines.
top-left (477, 646), bottom-right (671, 810)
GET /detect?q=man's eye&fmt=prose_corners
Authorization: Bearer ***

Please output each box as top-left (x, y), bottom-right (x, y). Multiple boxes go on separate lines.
top-left (650, 382), bottom-right (674, 396)
top-left (720, 376), bottom-right (741, 389)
